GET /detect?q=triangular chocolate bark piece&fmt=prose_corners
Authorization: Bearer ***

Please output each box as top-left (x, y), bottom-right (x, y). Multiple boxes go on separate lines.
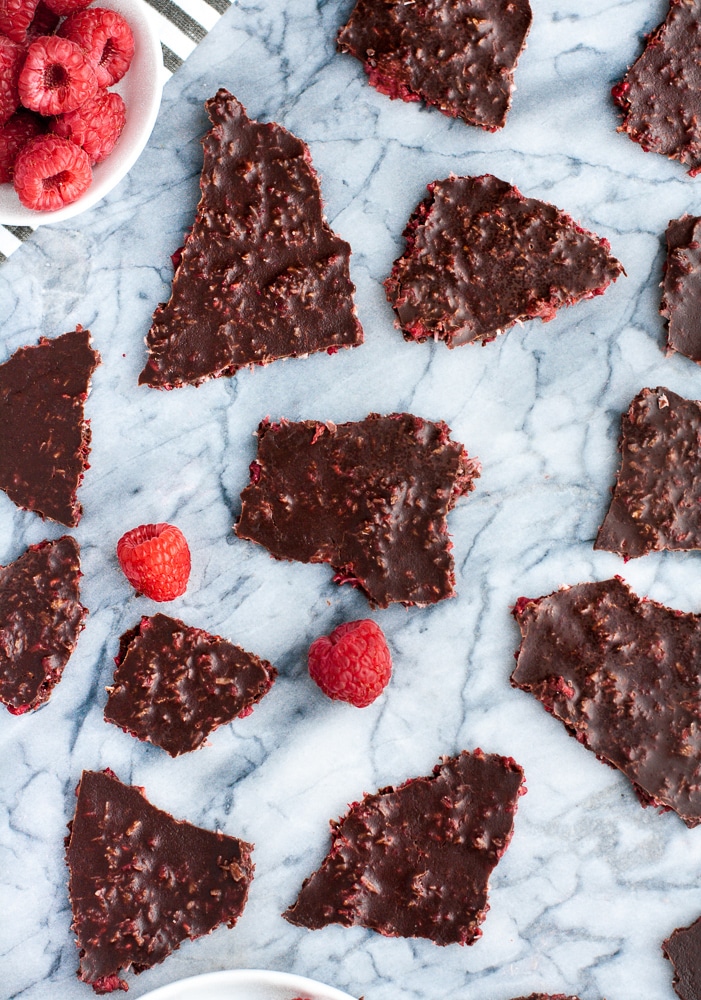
top-left (283, 750), bottom-right (525, 945)
top-left (338, 0), bottom-right (532, 130)
top-left (0, 535), bottom-right (86, 714)
top-left (236, 413), bottom-right (480, 608)
top-left (660, 215), bottom-right (701, 364)
top-left (663, 915), bottom-right (701, 1000)
top-left (595, 387), bottom-right (701, 558)
top-left (385, 174), bottom-right (624, 347)
top-left (140, 89), bottom-right (363, 389)
top-left (512, 577), bottom-right (701, 828)
top-left (613, 0), bottom-right (701, 175)
top-left (104, 613), bottom-right (277, 756)
top-left (66, 769), bottom-right (254, 993)
top-left (0, 327), bottom-right (99, 525)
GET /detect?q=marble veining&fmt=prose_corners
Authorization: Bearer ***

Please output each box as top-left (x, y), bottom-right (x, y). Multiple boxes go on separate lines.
top-left (2, 1), bottom-right (701, 998)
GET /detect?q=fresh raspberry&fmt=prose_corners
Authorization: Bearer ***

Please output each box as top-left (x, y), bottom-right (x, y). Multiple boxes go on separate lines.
top-left (0, 35), bottom-right (23, 126)
top-left (53, 89), bottom-right (125, 163)
top-left (308, 619), bottom-right (392, 707)
top-left (13, 133), bottom-right (91, 210)
top-left (19, 35), bottom-right (98, 115)
top-left (0, 109), bottom-right (44, 181)
top-left (117, 523), bottom-right (191, 602)
top-left (0, 0), bottom-right (39, 42)
top-left (59, 8), bottom-right (134, 87)
top-left (43, 0), bottom-right (92, 15)
top-left (26, 0), bottom-right (60, 38)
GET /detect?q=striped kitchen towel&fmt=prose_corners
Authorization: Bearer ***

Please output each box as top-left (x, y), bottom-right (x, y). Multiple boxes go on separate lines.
top-left (0, 0), bottom-right (230, 263)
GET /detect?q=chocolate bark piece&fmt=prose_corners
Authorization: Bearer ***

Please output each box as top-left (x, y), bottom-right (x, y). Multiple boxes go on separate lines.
top-left (512, 577), bottom-right (701, 828)
top-left (595, 387), bottom-right (701, 558)
top-left (66, 769), bottom-right (254, 994)
top-left (140, 89), bottom-right (363, 389)
top-left (337, 0), bottom-right (532, 131)
top-left (512, 996), bottom-right (581, 999)
top-left (661, 215), bottom-right (701, 363)
top-left (236, 413), bottom-right (480, 608)
top-left (612, 0), bottom-right (701, 176)
top-left (283, 750), bottom-right (525, 945)
top-left (0, 536), bottom-right (86, 714)
top-left (663, 915), bottom-right (701, 1000)
top-left (385, 174), bottom-right (624, 348)
top-left (0, 326), bottom-right (99, 525)
top-left (104, 613), bottom-right (277, 756)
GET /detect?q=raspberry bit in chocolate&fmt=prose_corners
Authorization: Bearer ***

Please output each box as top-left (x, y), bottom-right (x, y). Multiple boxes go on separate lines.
top-left (0, 327), bottom-right (99, 526)
top-left (512, 577), bottom-right (701, 828)
top-left (0, 536), bottom-right (86, 714)
top-left (663, 915), bottom-right (701, 1000)
top-left (595, 387), bottom-right (701, 559)
top-left (66, 769), bottom-right (255, 993)
top-left (660, 215), bottom-right (701, 364)
top-left (104, 613), bottom-right (277, 756)
top-left (283, 750), bottom-right (525, 945)
top-left (140, 89), bottom-right (363, 389)
top-left (613, 0), bottom-right (701, 175)
top-left (337, 0), bottom-right (532, 130)
top-left (236, 413), bottom-right (480, 608)
top-left (386, 174), bottom-right (624, 348)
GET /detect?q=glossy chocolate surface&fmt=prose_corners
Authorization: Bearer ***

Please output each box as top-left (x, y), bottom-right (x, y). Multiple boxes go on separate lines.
top-left (663, 915), bottom-right (701, 1000)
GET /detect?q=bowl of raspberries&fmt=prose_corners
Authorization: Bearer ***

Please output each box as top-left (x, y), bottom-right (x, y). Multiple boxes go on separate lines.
top-left (0, 0), bottom-right (163, 223)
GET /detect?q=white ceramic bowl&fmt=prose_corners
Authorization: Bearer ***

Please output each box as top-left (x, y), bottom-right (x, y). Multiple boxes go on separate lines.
top-left (138, 970), bottom-right (358, 1000)
top-left (0, 0), bottom-right (163, 226)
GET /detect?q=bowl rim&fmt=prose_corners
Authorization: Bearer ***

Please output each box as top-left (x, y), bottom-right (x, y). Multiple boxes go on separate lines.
top-left (0, 0), bottom-right (164, 227)
top-left (136, 969), bottom-right (359, 1000)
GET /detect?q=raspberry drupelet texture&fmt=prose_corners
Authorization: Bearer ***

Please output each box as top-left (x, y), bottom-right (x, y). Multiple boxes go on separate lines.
top-left (117, 524), bottom-right (191, 602)
top-left (0, 35), bottom-right (24, 126)
top-left (19, 35), bottom-right (98, 115)
top-left (13, 132), bottom-right (91, 209)
top-left (0, 0), bottom-right (39, 42)
top-left (58, 7), bottom-right (134, 87)
top-left (0, 109), bottom-right (44, 181)
top-left (53, 89), bottom-right (125, 162)
top-left (308, 619), bottom-right (392, 707)
top-left (43, 0), bottom-right (92, 15)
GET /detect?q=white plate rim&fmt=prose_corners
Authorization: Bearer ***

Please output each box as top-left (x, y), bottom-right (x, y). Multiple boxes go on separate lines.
top-left (137, 969), bottom-right (359, 1000)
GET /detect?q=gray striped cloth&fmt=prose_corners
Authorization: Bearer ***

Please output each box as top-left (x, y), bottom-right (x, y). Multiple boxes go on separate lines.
top-left (0, 0), bottom-right (230, 262)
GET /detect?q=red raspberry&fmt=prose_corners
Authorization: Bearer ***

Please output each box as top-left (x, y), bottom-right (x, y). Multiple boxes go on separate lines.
top-left (19, 35), bottom-right (98, 115)
top-left (26, 0), bottom-right (60, 38)
top-left (0, 0), bottom-right (39, 42)
top-left (43, 0), bottom-right (92, 15)
top-left (0, 109), bottom-right (44, 181)
top-left (53, 89), bottom-right (125, 163)
top-left (308, 619), bottom-right (392, 707)
top-left (0, 34), bottom-right (23, 126)
top-left (59, 8), bottom-right (134, 87)
top-left (117, 523), bottom-right (191, 602)
top-left (13, 133), bottom-right (91, 210)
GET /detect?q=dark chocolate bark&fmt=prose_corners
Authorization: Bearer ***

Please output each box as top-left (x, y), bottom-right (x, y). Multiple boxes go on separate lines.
top-left (512, 577), bottom-right (701, 828)
top-left (140, 89), bottom-right (363, 389)
top-left (663, 915), bottom-right (701, 1000)
top-left (661, 215), bottom-right (701, 363)
top-left (0, 327), bottom-right (99, 525)
top-left (236, 413), bottom-right (480, 608)
top-left (337, 0), bottom-right (532, 130)
top-left (0, 536), bottom-right (86, 714)
top-left (104, 613), bottom-right (277, 756)
top-left (595, 387), bottom-right (701, 558)
top-left (512, 996), bottom-right (581, 999)
top-left (283, 750), bottom-right (525, 945)
top-left (66, 769), bottom-right (254, 993)
top-left (385, 174), bottom-right (624, 347)
top-left (613, 0), bottom-right (701, 175)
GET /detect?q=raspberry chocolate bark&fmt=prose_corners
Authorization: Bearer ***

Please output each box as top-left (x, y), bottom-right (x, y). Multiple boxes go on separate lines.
top-left (660, 216), bottom-right (701, 364)
top-left (595, 387), bottom-right (701, 558)
top-left (284, 750), bottom-right (525, 945)
top-left (0, 536), bottom-right (86, 714)
top-left (512, 577), bottom-right (701, 828)
top-left (104, 613), bottom-right (277, 756)
top-left (663, 916), bottom-right (701, 1000)
top-left (236, 413), bottom-right (480, 608)
top-left (66, 769), bottom-right (254, 993)
top-left (612, 0), bottom-right (701, 175)
top-left (0, 326), bottom-right (99, 525)
top-left (385, 174), bottom-right (623, 347)
top-left (337, 0), bottom-right (532, 130)
top-left (140, 89), bottom-right (363, 389)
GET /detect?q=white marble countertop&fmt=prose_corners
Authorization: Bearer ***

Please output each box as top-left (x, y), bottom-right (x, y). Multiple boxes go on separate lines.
top-left (2, 1), bottom-right (701, 998)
